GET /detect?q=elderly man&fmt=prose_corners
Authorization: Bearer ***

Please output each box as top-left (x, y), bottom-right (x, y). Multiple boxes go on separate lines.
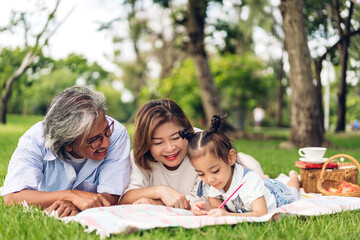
top-left (2, 86), bottom-right (130, 217)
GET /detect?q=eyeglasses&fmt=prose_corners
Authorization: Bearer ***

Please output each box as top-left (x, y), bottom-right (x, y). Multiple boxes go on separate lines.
top-left (87, 119), bottom-right (114, 149)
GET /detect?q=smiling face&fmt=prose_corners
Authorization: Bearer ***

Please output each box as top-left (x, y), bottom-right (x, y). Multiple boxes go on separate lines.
top-left (192, 149), bottom-right (236, 192)
top-left (149, 122), bottom-right (188, 170)
top-left (65, 111), bottom-right (111, 161)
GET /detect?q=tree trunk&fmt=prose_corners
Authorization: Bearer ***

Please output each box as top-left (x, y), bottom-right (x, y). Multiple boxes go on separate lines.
top-left (0, 52), bottom-right (34, 124)
top-left (0, 98), bottom-right (8, 124)
top-left (129, 1), bottom-right (147, 108)
top-left (276, 56), bottom-right (285, 127)
top-left (334, 0), bottom-right (353, 131)
top-left (186, 0), bottom-right (228, 128)
top-left (280, 0), bottom-right (324, 147)
top-left (335, 40), bottom-right (349, 132)
top-left (314, 59), bottom-right (325, 132)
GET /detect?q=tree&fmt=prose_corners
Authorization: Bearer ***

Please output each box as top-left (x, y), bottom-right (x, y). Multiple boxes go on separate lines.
top-left (20, 68), bottom-right (77, 115)
top-left (280, 0), bottom-right (324, 147)
top-left (2, 49), bottom-right (56, 115)
top-left (275, 54), bottom-right (286, 127)
top-left (145, 58), bottom-right (204, 125)
top-left (99, 0), bottom-right (150, 109)
top-left (0, 0), bottom-right (70, 124)
top-left (208, 0), bottom-right (283, 128)
top-left (97, 84), bottom-right (135, 122)
top-left (55, 53), bottom-right (113, 87)
top-left (4, 52), bottom-right (113, 116)
top-left (304, 0), bottom-right (360, 132)
top-left (212, 54), bottom-right (273, 130)
top-left (146, 54), bottom-right (273, 129)
top-left (185, 0), bottom-right (229, 128)
top-left (333, 0), bottom-right (355, 131)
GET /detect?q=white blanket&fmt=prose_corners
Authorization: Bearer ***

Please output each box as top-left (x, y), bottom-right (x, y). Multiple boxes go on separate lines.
top-left (60, 193), bottom-right (360, 238)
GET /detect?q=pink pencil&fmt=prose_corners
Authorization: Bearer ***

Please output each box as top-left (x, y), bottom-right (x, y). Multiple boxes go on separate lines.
top-left (218, 181), bottom-right (246, 209)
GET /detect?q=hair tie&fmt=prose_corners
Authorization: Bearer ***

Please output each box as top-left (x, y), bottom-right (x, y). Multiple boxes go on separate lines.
top-left (179, 129), bottom-right (195, 141)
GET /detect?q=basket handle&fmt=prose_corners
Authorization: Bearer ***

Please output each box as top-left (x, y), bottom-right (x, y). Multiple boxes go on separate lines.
top-left (318, 154), bottom-right (360, 182)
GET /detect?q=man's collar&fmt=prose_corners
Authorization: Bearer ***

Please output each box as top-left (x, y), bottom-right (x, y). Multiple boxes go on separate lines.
top-left (44, 149), bottom-right (57, 161)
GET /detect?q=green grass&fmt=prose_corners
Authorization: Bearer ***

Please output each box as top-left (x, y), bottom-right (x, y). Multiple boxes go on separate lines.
top-left (1, 115), bottom-right (360, 239)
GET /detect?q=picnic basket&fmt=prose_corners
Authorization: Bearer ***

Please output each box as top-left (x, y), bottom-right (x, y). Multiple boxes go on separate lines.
top-left (317, 154), bottom-right (360, 197)
top-left (299, 169), bottom-right (325, 193)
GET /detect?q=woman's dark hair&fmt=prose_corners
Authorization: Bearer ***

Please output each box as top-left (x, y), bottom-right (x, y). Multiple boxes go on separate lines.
top-left (179, 115), bottom-right (233, 164)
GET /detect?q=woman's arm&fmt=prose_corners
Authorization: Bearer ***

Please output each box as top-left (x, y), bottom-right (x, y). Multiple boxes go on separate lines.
top-left (120, 185), bottom-right (189, 209)
top-left (121, 151), bottom-right (190, 209)
top-left (119, 187), bottom-right (161, 204)
top-left (99, 192), bottom-right (119, 205)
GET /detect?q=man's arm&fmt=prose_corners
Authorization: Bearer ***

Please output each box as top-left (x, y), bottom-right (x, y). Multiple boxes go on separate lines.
top-left (4, 189), bottom-right (111, 210)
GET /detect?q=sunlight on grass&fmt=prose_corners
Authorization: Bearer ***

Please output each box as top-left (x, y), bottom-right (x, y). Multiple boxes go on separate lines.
top-left (1, 115), bottom-right (360, 239)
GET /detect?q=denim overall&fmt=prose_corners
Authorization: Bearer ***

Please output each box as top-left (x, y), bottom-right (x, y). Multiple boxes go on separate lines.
top-left (197, 168), bottom-right (296, 209)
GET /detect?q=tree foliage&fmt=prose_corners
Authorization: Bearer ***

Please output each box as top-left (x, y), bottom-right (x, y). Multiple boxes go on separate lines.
top-left (144, 53), bottom-right (274, 128)
top-left (0, 0), bottom-right (69, 124)
top-left (54, 53), bottom-right (113, 87)
top-left (97, 84), bottom-right (135, 122)
top-left (3, 51), bottom-right (113, 116)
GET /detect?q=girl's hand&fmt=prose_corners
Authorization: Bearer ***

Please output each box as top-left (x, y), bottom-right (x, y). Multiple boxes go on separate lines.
top-left (191, 201), bottom-right (208, 215)
top-left (133, 198), bottom-right (164, 205)
top-left (45, 200), bottom-right (79, 217)
top-left (207, 197), bottom-right (268, 218)
top-left (157, 186), bottom-right (189, 209)
top-left (207, 208), bottom-right (230, 217)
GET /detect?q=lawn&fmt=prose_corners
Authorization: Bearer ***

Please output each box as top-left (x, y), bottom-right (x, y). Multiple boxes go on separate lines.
top-left (1, 114), bottom-right (360, 240)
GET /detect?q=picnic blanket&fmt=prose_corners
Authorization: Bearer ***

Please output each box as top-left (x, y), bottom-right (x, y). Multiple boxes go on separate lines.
top-left (60, 193), bottom-right (360, 238)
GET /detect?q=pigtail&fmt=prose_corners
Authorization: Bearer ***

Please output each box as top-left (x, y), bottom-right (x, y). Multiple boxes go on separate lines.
top-left (179, 129), bottom-right (195, 141)
top-left (209, 115), bottom-right (223, 133)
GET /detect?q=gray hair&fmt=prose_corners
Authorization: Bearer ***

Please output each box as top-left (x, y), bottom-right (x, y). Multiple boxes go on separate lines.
top-left (43, 86), bottom-right (107, 161)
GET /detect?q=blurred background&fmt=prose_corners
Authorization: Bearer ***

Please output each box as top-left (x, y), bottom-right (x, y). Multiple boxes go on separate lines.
top-left (1, 0), bottom-right (360, 147)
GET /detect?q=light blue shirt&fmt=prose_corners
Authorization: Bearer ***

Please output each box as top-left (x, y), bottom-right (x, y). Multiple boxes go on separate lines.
top-left (2, 116), bottom-right (131, 196)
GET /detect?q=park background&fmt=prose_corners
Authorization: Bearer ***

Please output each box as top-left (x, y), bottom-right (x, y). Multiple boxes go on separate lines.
top-left (1, 0), bottom-right (360, 239)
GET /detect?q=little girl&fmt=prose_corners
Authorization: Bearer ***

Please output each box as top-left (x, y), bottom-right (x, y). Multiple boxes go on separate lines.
top-left (179, 115), bottom-right (300, 217)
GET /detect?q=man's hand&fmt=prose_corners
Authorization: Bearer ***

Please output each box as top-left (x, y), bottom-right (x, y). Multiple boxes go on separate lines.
top-left (45, 200), bottom-right (79, 217)
top-left (67, 190), bottom-right (111, 211)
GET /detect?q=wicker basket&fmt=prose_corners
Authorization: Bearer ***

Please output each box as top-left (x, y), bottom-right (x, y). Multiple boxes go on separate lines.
top-left (300, 168), bottom-right (324, 193)
top-left (300, 161), bottom-right (358, 193)
top-left (317, 154), bottom-right (360, 197)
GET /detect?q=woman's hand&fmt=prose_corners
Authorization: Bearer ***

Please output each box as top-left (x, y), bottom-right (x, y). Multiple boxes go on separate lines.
top-left (157, 186), bottom-right (190, 209)
top-left (191, 201), bottom-right (209, 215)
top-left (45, 200), bottom-right (79, 217)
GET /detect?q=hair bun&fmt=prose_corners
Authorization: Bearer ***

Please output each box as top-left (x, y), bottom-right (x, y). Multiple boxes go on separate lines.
top-left (209, 115), bottom-right (222, 133)
top-left (179, 129), bottom-right (195, 141)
